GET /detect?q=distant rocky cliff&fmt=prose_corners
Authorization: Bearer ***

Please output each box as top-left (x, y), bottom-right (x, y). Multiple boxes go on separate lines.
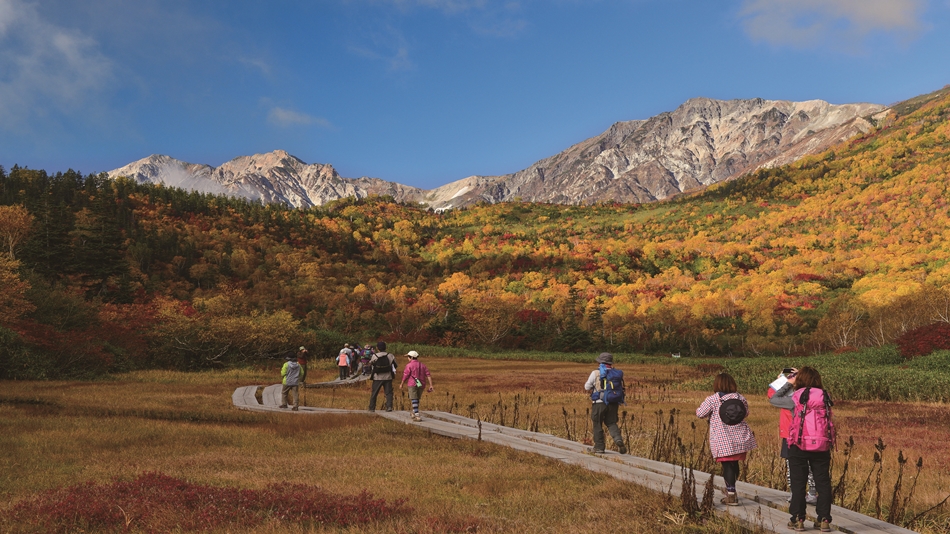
top-left (109, 97), bottom-right (886, 209)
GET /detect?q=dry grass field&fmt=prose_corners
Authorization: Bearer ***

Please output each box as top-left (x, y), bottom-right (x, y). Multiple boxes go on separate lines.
top-left (1, 356), bottom-right (948, 533)
top-left (0, 364), bottom-right (750, 534)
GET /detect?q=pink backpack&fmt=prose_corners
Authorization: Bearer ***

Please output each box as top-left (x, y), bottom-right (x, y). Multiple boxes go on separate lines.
top-left (788, 387), bottom-right (835, 452)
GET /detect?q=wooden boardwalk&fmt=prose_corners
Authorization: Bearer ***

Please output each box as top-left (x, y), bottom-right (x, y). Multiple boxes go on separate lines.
top-left (233, 384), bottom-right (917, 534)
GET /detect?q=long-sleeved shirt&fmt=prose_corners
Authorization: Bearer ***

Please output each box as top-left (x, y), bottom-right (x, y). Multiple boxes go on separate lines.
top-left (402, 359), bottom-right (431, 387)
top-left (768, 382), bottom-right (795, 439)
top-left (696, 392), bottom-right (757, 459)
top-left (584, 369), bottom-right (604, 403)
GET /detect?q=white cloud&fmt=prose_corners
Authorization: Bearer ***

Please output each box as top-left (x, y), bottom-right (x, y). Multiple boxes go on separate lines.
top-left (366, 0), bottom-right (528, 37)
top-left (239, 57), bottom-right (272, 76)
top-left (0, 0), bottom-right (113, 130)
top-left (387, 0), bottom-right (490, 14)
top-left (348, 25), bottom-right (416, 71)
top-left (267, 107), bottom-right (331, 128)
top-left (739, 0), bottom-right (927, 50)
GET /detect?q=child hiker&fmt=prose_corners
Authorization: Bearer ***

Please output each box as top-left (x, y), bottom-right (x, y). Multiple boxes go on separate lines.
top-left (696, 372), bottom-right (757, 506)
top-left (399, 350), bottom-right (433, 422)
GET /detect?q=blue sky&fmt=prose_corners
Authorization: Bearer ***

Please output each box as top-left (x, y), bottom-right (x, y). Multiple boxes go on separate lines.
top-left (1, 0), bottom-right (949, 190)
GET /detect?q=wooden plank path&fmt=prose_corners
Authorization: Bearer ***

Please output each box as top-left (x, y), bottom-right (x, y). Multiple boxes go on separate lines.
top-left (233, 384), bottom-right (917, 534)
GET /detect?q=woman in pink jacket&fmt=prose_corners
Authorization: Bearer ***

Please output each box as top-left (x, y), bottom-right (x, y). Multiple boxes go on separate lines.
top-left (399, 350), bottom-right (433, 422)
top-left (696, 372), bottom-right (757, 506)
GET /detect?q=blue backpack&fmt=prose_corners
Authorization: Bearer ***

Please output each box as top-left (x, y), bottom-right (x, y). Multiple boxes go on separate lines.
top-left (590, 365), bottom-right (625, 404)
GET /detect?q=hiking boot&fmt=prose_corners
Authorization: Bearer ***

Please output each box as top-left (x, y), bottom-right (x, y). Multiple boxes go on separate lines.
top-left (817, 519), bottom-right (831, 532)
top-left (278, 404), bottom-right (288, 409)
top-left (291, 406), bottom-right (298, 411)
top-left (588, 448), bottom-right (606, 454)
top-left (787, 518), bottom-right (805, 531)
top-left (412, 413), bottom-right (421, 422)
top-left (617, 444), bottom-right (627, 455)
top-left (806, 492), bottom-right (818, 505)
top-left (721, 492), bottom-right (738, 506)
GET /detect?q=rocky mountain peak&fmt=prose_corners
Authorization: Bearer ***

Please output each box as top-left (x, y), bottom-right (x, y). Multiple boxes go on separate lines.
top-left (109, 96), bottom-right (887, 210)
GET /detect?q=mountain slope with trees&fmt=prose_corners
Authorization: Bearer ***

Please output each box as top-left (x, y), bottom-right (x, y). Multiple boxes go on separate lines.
top-left (1, 88), bottom-right (949, 378)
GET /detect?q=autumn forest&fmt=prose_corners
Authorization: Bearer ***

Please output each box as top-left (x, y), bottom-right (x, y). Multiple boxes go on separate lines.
top-left (2, 89), bottom-right (950, 379)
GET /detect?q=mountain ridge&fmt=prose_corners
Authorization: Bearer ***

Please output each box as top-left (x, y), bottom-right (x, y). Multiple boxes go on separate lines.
top-left (109, 97), bottom-right (886, 209)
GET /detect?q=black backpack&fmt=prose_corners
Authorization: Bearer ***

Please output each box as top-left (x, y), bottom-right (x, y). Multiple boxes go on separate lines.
top-left (718, 393), bottom-right (747, 426)
top-left (371, 353), bottom-right (394, 375)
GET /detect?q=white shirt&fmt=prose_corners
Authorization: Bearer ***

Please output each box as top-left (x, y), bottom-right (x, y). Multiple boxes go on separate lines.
top-left (585, 369), bottom-right (604, 402)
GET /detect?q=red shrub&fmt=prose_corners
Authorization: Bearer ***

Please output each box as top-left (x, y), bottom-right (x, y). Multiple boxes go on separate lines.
top-left (895, 322), bottom-right (950, 359)
top-left (0, 472), bottom-right (410, 534)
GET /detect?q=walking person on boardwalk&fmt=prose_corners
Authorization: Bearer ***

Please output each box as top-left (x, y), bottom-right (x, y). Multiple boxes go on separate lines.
top-left (399, 350), bottom-right (433, 421)
top-left (337, 344), bottom-right (352, 381)
top-left (767, 367), bottom-right (818, 505)
top-left (360, 344), bottom-right (374, 376)
top-left (695, 372), bottom-right (757, 506)
top-left (769, 366), bottom-right (835, 532)
top-left (279, 354), bottom-right (301, 411)
top-left (583, 352), bottom-right (627, 454)
top-left (367, 341), bottom-right (396, 412)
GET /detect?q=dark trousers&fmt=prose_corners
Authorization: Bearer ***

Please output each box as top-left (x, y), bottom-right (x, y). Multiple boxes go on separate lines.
top-left (369, 379), bottom-right (393, 411)
top-left (590, 402), bottom-right (623, 451)
top-left (339, 366), bottom-right (349, 380)
top-left (721, 460), bottom-right (740, 490)
top-left (788, 449), bottom-right (833, 522)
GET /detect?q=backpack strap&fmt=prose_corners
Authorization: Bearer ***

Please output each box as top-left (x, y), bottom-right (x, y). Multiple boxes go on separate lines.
top-left (822, 388), bottom-right (836, 449)
top-left (795, 387), bottom-right (810, 447)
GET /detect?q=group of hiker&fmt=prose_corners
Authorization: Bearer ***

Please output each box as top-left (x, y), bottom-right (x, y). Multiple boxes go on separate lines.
top-left (694, 366), bottom-right (835, 532)
top-left (278, 347), bottom-right (835, 529)
top-left (587, 354), bottom-right (835, 532)
top-left (335, 342), bottom-right (375, 380)
top-left (280, 341), bottom-right (434, 421)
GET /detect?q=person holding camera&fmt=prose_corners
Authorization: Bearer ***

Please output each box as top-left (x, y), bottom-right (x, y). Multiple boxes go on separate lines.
top-left (769, 366), bottom-right (835, 532)
top-left (768, 368), bottom-right (818, 505)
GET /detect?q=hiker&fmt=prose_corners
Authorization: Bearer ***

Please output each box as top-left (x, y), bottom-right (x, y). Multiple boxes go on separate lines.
top-left (337, 344), bottom-right (352, 381)
top-left (767, 368), bottom-right (817, 505)
top-left (360, 344), bottom-right (373, 375)
top-left (399, 350), bottom-right (433, 422)
top-left (296, 346), bottom-right (309, 384)
top-left (349, 342), bottom-right (361, 376)
top-left (769, 366), bottom-right (835, 532)
top-left (583, 352), bottom-right (627, 454)
top-left (367, 341), bottom-right (396, 412)
top-left (695, 372), bottom-right (757, 506)
top-left (280, 354), bottom-right (301, 411)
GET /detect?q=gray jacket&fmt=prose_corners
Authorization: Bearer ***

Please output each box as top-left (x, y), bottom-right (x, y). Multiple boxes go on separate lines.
top-left (769, 382), bottom-right (796, 410)
top-left (369, 352), bottom-right (396, 380)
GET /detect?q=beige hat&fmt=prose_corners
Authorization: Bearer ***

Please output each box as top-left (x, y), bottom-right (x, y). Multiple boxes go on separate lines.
top-left (407, 350), bottom-right (419, 359)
